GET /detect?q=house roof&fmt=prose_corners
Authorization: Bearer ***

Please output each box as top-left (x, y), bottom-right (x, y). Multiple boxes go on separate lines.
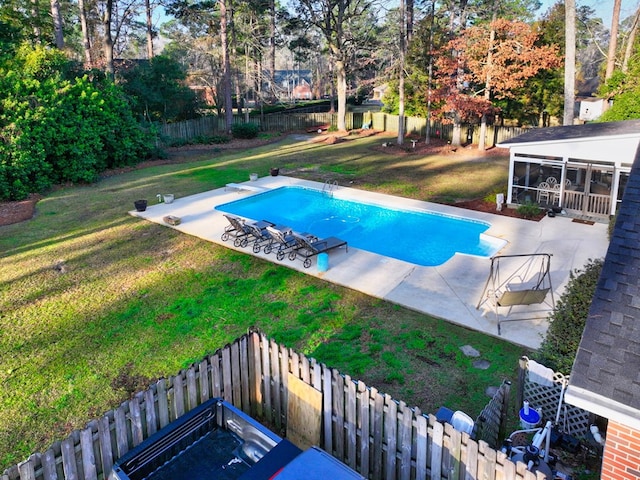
top-left (564, 140), bottom-right (640, 430)
top-left (498, 119), bottom-right (640, 146)
top-left (497, 119), bottom-right (640, 165)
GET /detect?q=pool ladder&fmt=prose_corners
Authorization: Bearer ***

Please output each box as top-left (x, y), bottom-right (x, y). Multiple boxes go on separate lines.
top-left (322, 179), bottom-right (338, 197)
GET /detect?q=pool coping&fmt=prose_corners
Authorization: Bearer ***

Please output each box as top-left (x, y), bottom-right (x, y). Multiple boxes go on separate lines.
top-left (130, 175), bottom-right (610, 350)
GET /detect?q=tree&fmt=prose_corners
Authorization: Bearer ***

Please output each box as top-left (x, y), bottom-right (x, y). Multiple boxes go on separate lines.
top-left (296, 0), bottom-right (376, 131)
top-left (436, 18), bottom-right (560, 146)
top-left (165, 0), bottom-right (234, 131)
top-left (119, 55), bottom-right (199, 122)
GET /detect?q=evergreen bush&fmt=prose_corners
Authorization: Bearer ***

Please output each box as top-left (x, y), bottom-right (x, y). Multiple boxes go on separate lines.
top-left (231, 122), bottom-right (260, 139)
top-left (535, 258), bottom-right (604, 374)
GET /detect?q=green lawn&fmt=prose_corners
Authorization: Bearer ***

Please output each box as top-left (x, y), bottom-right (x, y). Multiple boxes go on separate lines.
top-left (0, 133), bottom-right (530, 469)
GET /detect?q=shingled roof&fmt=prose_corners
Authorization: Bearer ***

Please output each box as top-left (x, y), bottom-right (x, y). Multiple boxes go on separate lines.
top-left (564, 141), bottom-right (640, 429)
top-left (499, 119), bottom-right (640, 145)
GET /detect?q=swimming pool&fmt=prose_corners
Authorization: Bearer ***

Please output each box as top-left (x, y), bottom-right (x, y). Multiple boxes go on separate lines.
top-left (215, 186), bottom-right (504, 266)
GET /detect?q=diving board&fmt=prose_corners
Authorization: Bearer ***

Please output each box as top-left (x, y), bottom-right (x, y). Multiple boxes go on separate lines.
top-left (225, 183), bottom-right (268, 193)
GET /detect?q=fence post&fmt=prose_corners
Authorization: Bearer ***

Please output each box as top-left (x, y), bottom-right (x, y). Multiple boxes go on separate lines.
top-left (499, 380), bottom-right (512, 444)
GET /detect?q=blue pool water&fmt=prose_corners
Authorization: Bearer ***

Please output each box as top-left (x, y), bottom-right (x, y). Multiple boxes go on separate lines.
top-left (215, 187), bottom-right (502, 266)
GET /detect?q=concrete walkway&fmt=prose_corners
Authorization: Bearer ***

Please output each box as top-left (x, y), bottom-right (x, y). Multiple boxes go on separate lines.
top-left (130, 175), bottom-right (609, 349)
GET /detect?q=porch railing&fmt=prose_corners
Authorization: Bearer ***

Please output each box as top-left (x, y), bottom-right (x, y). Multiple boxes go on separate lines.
top-left (562, 190), bottom-right (610, 217)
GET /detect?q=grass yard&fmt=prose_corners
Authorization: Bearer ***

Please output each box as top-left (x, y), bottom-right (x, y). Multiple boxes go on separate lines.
top-left (0, 132), bottom-right (530, 469)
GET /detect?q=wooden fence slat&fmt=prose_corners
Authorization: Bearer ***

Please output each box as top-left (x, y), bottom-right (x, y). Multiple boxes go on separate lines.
top-left (270, 339), bottom-right (281, 429)
top-left (61, 438), bottom-right (78, 480)
top-left (430, 418), bottom-right (443, 480)
top-left (156, 378), bottom-right (169, 429)
top-left (114, 406), bottom-right (129, 458)
top-left (478, 441), bottom-right (496, 480)
top-left (384, 395), bottom-right (398, 480)
top-left (17, 459), bottom-right (35, 480)
top-left (261, 334), bottom-right (272, 424)
top-left (210, 352), bottom-right (222, 399)
top-left (230, 340), bottom-right (241, 407)
top-left (415, 414), bottom-right (428, 480)
top-left (357, 381), bottom-right (370, 479)
top-left (445, 424), bottom-right (462, 480)
top-left (199, 358), bottom-right (210, 404)
top-left (98, 415), bottom-right (114, 476)
top-left (240, 335), bottom-right (250, 412)
top-left (129, 397), bottom-right (144, 447)
top-left (248, 331), bottom-right (263, 417)
top-left (186, 367), bottom-right (198, 411)
top-left (464, 439), bottom-right (479, 480)
top-left (345, 376), bottom-right (357, 470)
top-left (222, 344), bottom-right (234, 404)
top-left (144, 388), bottom-right (157, 437)
top-left (322, 364), bottom-right (333, 454)
top-left (301, 354), bottom-right (310, 385)
top-left (80, 427), bottom-right (98, 480)
top-left (399, 403), bottom-right (412, 480)
top-left (173, 374), bottom-right (185, 419)
top-left (279, 343), bottom-right (289, 428)
top-left (41, 449), bottom-right (58, 480)
top-left (372, 387), bottom-right (384, 480)
top-left (333, 371), bottom-right (345, 462)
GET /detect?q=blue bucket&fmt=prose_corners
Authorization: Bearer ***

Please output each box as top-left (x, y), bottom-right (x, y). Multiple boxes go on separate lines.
top-left (317, 253), bottom-right (329, 272)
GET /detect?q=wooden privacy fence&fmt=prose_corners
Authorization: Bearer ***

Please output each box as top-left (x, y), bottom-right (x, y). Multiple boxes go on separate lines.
top-left (3, 332), bottom-right (539, 480)
top-left (157, 112), bottom-right (528, 148)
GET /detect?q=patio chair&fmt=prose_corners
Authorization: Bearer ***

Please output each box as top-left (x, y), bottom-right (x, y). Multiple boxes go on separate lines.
top-left (546, 177), bottom-right (558, 186)
top-left (221, 214), bottom-right (272, 248)
top-left (536, 182), bottom-right (550, 204)
top-left (290, 232), bottom-right (348, 268)
top-left (244, 220), bottom-right (276, 253)
top-left (264, 225), bottom-right (301, 260)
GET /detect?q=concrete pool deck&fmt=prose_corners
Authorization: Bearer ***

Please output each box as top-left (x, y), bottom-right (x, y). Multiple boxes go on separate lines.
top-left (130, 175), bottom-right (609, 350)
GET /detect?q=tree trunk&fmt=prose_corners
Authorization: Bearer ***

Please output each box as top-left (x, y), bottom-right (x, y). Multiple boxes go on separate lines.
top-left (335, 59), bottom-right (347, 131)
top-left (397, 0), bottom-right (406, 145)
top-left (32, 0), bottom-right (41, 43)
top-left (104, 0), bottom-right (115, 78)
top-left (220, 0), bottom-right (234, 133)
top-left (50, 0), bottom-right (64, 48)
top-left (563, 0), bottom-right (576, 125)
top-left (269, 0), bottom-right (276, 100)
top-left (451, 121), bottom-right (462, 147)
top-left (622, 6), bottom-right (640, 72)
top-left (145, 0), bottom-right (154, 59)
top-left (605, 0), bottom-right (622, 79)
top-left (479, 10), bottom-right (497, 151)
top-left (78, 0), bottom-right (92, 66)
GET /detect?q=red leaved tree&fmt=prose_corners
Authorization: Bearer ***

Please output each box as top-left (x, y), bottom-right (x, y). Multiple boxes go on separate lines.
top-left (433, 19), bottom-right (561, 148)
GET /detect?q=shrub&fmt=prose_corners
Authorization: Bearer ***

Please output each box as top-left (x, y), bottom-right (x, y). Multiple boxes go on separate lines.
top-left (535, 258), bottom-right (603, 374)
top-left (516, 201), bottom-right (542, 219)
top-left (0, 45), bottom-right (152, 199)
top-left (231, 122), bottom-right (259, 139)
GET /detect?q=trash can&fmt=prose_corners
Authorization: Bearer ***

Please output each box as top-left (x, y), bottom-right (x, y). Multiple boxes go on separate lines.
top-left (317, 253), bottom-right (329, 272)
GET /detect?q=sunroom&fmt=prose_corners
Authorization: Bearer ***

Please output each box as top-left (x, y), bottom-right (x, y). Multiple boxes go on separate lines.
top-left (498, 119), bottom-right (640, 219)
